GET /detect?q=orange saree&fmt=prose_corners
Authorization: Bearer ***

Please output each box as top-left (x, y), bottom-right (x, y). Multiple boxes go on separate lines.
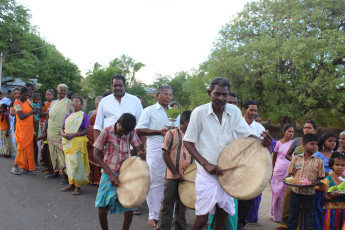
top-left (14, 100), bottom-right (35, 170)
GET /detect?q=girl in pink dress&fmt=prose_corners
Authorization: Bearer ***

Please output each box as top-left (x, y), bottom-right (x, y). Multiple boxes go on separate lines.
top-left (270, 124), bottom-right (295, 222)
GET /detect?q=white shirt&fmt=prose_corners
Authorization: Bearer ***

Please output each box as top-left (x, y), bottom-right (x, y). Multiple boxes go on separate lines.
top-left (136, 102), bottom-right (169, 143)
top-left (183, 103), bottom-right (252, 173)
top-left (94, 93), bottom-right (143, 131)
top-left (247, 120), bottom-right (265, 137)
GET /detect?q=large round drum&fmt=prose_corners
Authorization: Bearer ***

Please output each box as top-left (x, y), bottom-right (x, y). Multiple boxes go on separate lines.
top-left (217, 137), bottom-right (272, 200)
top-left (117, 156), bottom-right (151, 209)
top-left (178, 164), bottom-right (197, 209)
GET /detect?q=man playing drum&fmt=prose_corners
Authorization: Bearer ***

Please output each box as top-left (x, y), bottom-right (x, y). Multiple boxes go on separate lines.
top-left (183, 77), bottom-right (271, 230)
top-left (93, 113), bottom-right (145, 230)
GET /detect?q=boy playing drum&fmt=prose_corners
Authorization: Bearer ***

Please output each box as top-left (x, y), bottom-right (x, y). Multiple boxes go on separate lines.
top-left (93, 113), bottom-right (145, 230)
top-left (156, 110), bottom-right (193, 230)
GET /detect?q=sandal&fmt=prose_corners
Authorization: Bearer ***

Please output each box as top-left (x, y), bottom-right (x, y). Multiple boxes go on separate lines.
top-left (46, 173), bottom-right (60, 179)
top-left (21, 170), bottom-right (35, 175)
top-left (11, 167), bottom-right (21, 175)
top-left (61, 185), bottom-right (75, 192)
top-left (72, 189), bottom-right (80, 195)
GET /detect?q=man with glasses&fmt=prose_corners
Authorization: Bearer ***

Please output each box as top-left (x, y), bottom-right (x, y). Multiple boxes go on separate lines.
top-left (136, 85), bottom-right (173, 227)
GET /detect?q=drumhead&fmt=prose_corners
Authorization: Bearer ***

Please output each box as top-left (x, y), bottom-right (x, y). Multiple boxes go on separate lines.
top-left (117, 157), bottom-right (151, 209)
top-left (217, 137), bottom-right (272, 200)
top-left (178, 164), bottom-right (197, 209)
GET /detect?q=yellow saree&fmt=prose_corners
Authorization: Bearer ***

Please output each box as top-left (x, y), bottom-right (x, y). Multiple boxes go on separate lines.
top-left (62, 111), bottom-right (90, 187)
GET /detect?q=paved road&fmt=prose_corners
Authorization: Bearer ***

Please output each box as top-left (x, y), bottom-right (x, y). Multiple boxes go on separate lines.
top-left (0, 157), bottom-right (277, 230)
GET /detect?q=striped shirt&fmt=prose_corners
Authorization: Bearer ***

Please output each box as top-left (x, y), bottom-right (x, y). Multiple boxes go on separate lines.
top-left (93, 123), bottom-right (142, 173)
top-left (288, 153), bottom-right (325, 195)
top-left (161, 128), bottom-right (192, 179)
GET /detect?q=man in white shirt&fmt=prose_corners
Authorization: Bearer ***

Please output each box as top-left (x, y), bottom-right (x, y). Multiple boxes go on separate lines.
top-left (136, 85), bottom-right (172, 227)
top-left (94, 75), bottom-right (143, 139)
top-left (183, 78), bottom-right (271, 230)
top-left (237, 99), bottom-right (266, 230)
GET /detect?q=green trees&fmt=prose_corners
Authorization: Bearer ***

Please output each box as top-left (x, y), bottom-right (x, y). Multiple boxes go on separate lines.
top-left (0, 0), bottom-right (82, 94)
top-left (202, 0), bottom-right (345, 125)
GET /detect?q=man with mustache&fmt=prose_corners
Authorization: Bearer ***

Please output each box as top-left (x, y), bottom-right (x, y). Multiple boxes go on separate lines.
top-left (94, 75), bottom-right (143, 141)
top-left (183, 78), bottom-right (271, 230)
top-left (136, 85), bottom-right (172, 227)
top-left (237, 99), bottom-right (266, 229)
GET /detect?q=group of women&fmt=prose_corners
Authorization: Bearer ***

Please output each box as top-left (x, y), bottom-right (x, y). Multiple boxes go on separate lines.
top-left (7, 84), bottom-right (102, 195)
top-left (270, 120), bottom-right (345, 230)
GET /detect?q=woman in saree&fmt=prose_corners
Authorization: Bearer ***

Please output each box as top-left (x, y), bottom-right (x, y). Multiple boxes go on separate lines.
top-left (10, 87), bottom-right (39, 175)
top-left (45, 84), bottom-right (73, 181)
top-left (87, 96), bottom-right (103, 185)
top-left (270, 124), bottom-right (295, 222)
top-left (60, 96), bottom-right (90, 195)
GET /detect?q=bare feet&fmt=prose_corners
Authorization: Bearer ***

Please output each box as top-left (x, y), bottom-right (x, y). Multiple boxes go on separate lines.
top-left (147, 219), bottom-right (157, 227)
top-left (61, 184), bottom-right (75, 192)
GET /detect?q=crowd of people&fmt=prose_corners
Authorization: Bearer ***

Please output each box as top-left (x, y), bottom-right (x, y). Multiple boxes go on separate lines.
top-left (1, 76), bottom-right (345, 230)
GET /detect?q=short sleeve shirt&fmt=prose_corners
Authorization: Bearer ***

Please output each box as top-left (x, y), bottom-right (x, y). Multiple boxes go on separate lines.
top-left (289, 137), bottom-right (304, 155)
top-left (136, 102), bottom-right (169, 143)
top-left (183, 103), bottom-right (252, 174)
top-left (161, 128), bottom-right (192, 179)
top-left (288, 154), bottom-right (325, 195)
top-left (93, 124), bottom-right (142, 173)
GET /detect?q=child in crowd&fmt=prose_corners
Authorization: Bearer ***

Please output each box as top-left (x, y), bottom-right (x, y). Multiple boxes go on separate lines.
top-left (31, 93), bottom-right (41, 169)
top-left (156, 110), bottom-right (193, 230)
top-left (314, 132), bottom-right (339, 229)
top-left (31, 93), bottom-right (41, 122)
top-left (0, 104), bottom-right (14, 157)
top-left (93, 113), bottom-right (145, 230)
top-left (286, 133), bottom-right (325, 230)
top-left (322, 151), bottom-right (345, 230)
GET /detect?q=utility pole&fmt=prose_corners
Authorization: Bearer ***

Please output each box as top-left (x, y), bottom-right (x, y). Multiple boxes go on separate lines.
top-left (0, 53), bottom-right (3, 92)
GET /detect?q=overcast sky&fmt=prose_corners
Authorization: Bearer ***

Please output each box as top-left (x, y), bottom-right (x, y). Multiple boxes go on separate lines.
top-left (18, 0), bottom-right (250, 84)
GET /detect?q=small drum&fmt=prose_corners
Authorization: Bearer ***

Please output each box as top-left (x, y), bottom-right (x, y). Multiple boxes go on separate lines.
top-left (178, 164), bottom-right (197, 209)
top-left (117, 156), bottom-right (151, 209)
top-left (217, 137), bottom-right (272, 200)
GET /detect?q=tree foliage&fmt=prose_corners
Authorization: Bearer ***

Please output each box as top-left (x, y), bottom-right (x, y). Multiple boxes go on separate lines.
top-left (109, 54), bottom-right (145, 86)
top-left (0, 0), bottom-right (82, 95)
top-left (202, 0), bottom-right (345, 124)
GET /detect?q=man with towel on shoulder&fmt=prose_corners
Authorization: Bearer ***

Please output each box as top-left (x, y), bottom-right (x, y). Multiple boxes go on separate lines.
top-left (136, 85), bottom-right (172, 227)
top-left (183, 77), bottom-right (272, 230)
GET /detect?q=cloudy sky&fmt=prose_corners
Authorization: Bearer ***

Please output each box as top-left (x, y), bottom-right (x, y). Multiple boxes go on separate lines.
top-left (18, 0), bottom-right (250, 84)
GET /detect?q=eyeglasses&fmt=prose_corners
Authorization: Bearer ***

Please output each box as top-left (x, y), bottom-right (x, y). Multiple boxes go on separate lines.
top-left (160, 93), bottom-right (173, 98)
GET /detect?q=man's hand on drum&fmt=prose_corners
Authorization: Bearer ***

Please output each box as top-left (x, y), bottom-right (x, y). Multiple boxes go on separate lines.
top-left (260, 130), bottom-right (272, 148)
top-left (137, 151), bottom-right (146, 161)
top-left (109, 173), bottom-right (120, 186)
top-left (203, 162), bottom-right (223, 175)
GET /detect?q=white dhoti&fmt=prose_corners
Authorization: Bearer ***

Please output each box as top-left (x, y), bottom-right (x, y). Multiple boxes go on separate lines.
top-left (146, 138), bottom-right (166, 220)
top-left (195, 169), bottom-right (235, 216)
